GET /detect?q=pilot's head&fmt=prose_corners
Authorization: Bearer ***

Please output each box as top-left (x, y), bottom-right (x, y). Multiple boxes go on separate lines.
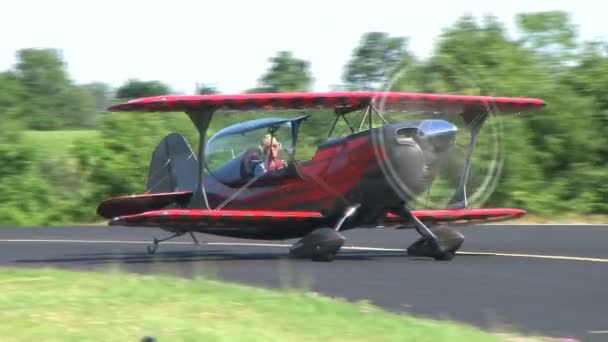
top-left (261, 134), bottom-right (281, 158)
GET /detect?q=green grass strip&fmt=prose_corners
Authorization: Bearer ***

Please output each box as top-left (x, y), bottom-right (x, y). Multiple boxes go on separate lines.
top-left (0, 267), bottom-right (547, 341)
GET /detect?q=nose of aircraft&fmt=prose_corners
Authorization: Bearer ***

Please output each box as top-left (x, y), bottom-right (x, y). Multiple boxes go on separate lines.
top-left (375, 119), bottom-right (458, 200)
top-left (417, 119), bottom-right (458, 154)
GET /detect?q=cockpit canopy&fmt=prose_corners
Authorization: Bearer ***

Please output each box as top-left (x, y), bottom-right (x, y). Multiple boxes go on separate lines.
top-left (205, 116), bottom-right (308, 185)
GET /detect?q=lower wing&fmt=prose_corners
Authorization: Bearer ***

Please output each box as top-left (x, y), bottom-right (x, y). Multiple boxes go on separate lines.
top-left (108, 208), bottom-right (327, 229)
top-left (386, 208), bottom-right (525, 225)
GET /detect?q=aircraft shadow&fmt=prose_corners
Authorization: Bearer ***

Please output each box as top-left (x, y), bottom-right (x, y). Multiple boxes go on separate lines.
top-left (10, 249), bottom-right (481, 265)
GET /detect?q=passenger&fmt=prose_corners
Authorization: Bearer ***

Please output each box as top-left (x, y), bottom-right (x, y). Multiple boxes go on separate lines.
top-left (253, 134), bottom-right (286, 176)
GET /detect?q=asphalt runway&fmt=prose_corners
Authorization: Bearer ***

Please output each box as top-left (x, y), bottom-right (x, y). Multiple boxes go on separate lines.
top-left (1, 225), bottom-right (607, 341)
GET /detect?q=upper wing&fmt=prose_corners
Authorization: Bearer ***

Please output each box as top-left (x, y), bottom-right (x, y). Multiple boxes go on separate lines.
top-left (108, 91), bottom-right (545, 114)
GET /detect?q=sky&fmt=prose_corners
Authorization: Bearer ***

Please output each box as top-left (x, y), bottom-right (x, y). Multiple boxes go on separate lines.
top-left (2, 0), bottom-right (606, 94)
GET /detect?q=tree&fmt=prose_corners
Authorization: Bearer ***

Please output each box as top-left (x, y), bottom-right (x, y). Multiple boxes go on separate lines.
top-left (16, 48), bottom-right (70, 97)
top-left (388, 14), bottom-right (601, 214)
top-left (0, 80), bottom-right (55, 224)
top-left (15, 48), bottom-right (67, 129)
top-left (14, 48), bottom-right (96, 129)
top-left (256, 51), bottom-right (312, 92)
top-left (516, 11), bottom-right (578, 60)
top-left (82, 82), bottom-right (113, 112)
top-left (564, 41), bottom-right (608, 111)
top-left (59, 85), bottom-right (97, 128)
top-left (342, 32), bottom-right (413, 90)
top-left (116, 79), bottom-right (172, 99)
top-left (195, 83), bottom-right (219, 94)
top-left (561, 40), bottom-right (608, 211)
top-left (0, 71), bottom-right (25, 122)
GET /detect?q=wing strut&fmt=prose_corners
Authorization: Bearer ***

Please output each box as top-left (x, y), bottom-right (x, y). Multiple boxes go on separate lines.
top-left (357, 105), bottom-right (388, 131)
top-left (449, 111), bottom-right (488, 208)
top-left (186, 109), bottom-right (216, 209)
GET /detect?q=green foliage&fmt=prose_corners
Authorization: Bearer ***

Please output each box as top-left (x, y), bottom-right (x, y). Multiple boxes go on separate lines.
top-left (82, 82), bottom-right (113, 112)
top-left (388, 13), bottom-right (608, 215)
top-left (13, 48), bottom-right (96, 130)
top-left (516, 11), bottom-right (577, 57)
top-left (115, 79), bottom-right (172, 99)
top-left (0, 125), bottom-right (57, 225)
top-left (2, 11), bottom-right (608, 225)
top-left (0, 71), bottom-right (25, 120)
top-left (75, 113), bottom-right (197, 212)
top-left (195, 83), bottom-right (219, 94)
top-left (15, 48), bottom-right (70, 96)
top-left (256, 51), bottom-right (313, 92)
top-left (343, 32), bottom-right (413, 90)
top-left (22, 130), bottom-right (98, 158)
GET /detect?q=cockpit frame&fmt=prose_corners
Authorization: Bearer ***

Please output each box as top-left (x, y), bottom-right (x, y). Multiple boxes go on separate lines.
top-left (205, 115), bottom-right (309, 186)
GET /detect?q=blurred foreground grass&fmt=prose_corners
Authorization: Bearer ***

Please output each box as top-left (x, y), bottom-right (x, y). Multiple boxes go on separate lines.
top-left (0, 267), bottom-right (547, 341)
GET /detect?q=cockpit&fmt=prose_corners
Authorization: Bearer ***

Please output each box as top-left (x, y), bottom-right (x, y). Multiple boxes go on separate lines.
top-left (205, 116), bottom-right (308, 185)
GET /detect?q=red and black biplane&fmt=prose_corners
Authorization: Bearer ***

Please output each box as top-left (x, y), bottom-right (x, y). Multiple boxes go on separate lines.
top-left (97, 91), bottom-right (545, 261)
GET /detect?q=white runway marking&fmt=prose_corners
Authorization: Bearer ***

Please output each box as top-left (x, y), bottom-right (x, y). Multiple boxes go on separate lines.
top-left (1, 238), bottom-right (607, 263)
top-left (484, 224), bottom-right (608, 226)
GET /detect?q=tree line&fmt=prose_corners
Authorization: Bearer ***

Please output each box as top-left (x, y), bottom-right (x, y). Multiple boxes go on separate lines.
top-left (1, 11), bottom-right (607, 225)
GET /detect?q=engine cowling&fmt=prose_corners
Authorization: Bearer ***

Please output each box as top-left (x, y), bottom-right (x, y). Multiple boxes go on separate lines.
top-left (373, 119), bottom-right (458, 201)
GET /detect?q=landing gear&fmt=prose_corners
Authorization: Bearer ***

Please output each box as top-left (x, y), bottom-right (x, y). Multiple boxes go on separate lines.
top-left (288, 228), bottom-right (345, 262)
top-left (396, 208), bottom-right (464, 260)
top-left (289, 204), bottom-right (359, 262)
top-left (189, 231), bottom-right (200, 245)
top-left (406, 226), bottom-right (464, 260)
top-left (147, 243), bottom-right (158, 254)
top-left (312, 250), bottom-right (338, 262)
top-left (146, 231), bottom-right (202, 254)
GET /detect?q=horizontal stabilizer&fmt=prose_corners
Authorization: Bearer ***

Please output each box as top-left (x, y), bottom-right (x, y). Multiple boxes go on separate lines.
top-left (97, 191), bottom-right (193, 219)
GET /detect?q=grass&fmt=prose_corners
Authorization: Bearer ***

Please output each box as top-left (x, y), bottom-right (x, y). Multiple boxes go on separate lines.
top-left (22, 130), bottom-right (99, 158)
top-left (487, 213), bottom-right (608, 225)
top-left (0, 267), bottom-right (548, 342)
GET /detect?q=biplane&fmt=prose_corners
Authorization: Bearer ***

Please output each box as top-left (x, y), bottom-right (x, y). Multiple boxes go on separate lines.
top-left (97, 92), bottom-right (545, 261)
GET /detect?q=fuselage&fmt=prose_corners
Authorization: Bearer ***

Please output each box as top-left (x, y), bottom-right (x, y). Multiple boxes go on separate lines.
top-left (198, 119), bottom-right (458, 239)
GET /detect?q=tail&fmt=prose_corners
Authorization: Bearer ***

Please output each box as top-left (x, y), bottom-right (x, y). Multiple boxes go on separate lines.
top-left (147, 133), bottom-right (198, 193)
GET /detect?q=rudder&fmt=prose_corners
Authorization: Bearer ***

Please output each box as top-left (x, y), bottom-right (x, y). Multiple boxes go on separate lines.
top-left (147, 133), bottom-right (198, 193)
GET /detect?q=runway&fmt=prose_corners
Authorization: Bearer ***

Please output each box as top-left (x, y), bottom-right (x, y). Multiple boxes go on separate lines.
top-left (1, 224), bottom-right (607, 341)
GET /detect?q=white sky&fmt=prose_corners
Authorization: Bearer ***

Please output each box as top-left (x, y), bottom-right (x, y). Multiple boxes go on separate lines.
top-left (1, 0), bottom-right (605, 94)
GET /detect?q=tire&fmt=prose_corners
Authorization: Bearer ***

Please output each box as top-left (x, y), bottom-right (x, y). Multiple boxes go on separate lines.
top-left (433, 251), bottom-right (455, 261)
top-left (312, 253), bottom-right (335, 262)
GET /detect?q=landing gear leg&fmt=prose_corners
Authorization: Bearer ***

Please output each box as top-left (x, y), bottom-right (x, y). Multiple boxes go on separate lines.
top-left (397, 208), bottom-right (464, 261)
top-left (147, 232), bottom-right (185, 254)
top-left (334, 204), bottom-right (361, 232)
top-left (189, 232), bottom-right (200, 245)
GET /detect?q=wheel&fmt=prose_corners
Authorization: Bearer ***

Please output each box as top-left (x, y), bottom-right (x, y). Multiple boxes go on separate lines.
top-left (312, 252), bottom-right (335, 262)
top-left (433, 251), bottom-right (455, 261)
top-left (407, 238), bottom-right (457, 261)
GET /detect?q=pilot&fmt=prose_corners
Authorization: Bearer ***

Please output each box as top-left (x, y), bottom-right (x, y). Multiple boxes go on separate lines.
top-left (253, 134), bottom-right (287, 176)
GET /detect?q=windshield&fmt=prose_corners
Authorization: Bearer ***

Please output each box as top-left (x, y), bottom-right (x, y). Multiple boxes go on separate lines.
top-left (205, 120), bottom-right (294, 184)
